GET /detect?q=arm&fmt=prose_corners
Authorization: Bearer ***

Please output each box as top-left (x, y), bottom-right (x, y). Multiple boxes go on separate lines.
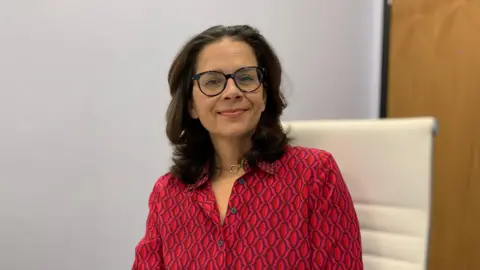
top-left (309, 151), bottom-right (363, 269)
top-left (132, 182), bottom-right (164, 270)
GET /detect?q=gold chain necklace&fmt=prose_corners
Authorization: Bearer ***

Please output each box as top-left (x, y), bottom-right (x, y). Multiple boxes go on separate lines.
top-left (216, 161), bottom-right (244, 174)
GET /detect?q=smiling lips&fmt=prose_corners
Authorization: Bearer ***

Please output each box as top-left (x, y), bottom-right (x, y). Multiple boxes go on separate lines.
top-left (218, 109), bottom-right (247, 118)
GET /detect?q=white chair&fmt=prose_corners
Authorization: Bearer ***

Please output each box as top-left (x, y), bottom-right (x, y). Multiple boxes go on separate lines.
top-left (282, 117), bottom-right (436, 270)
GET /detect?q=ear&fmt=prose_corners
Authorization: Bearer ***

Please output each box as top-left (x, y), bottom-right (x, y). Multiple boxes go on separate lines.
top-left (189, 100), bottom-right (199, 119)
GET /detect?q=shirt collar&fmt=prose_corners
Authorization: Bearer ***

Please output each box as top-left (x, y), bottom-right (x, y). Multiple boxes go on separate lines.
top-left (185, 158), bottom-right (279, 191)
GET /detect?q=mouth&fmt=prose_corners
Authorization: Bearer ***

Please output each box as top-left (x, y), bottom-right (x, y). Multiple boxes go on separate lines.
top-left (217, 109), bottom-right (248, 118)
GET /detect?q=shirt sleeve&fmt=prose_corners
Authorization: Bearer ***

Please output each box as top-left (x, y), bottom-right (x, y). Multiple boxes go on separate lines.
top-left (132, 182), bottom-right (165, 270)
top-left (309, 151), bottom-right (364, 269)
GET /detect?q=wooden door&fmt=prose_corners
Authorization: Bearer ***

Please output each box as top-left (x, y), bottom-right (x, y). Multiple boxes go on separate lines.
top-left (387, 0), bottom-right (480, 269)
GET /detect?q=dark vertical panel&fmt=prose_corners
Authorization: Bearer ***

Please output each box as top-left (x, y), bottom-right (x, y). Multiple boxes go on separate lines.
top-left (379, 1), bottom-right (391, 118)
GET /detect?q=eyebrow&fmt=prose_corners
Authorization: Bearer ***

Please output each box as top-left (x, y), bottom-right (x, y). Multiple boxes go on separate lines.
top-left (198, 66), bottom-right (258, 74)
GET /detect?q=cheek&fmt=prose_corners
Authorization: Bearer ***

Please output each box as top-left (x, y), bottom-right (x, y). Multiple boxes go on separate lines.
top-left (195, 105), bottom-right (213, 118)
top-left (192, 93), bottom-right (215, 118)
top-left (258, 88), bottom-right (267, 111)
top-left (260, 99), bottom-right (266, 112)
top-left (253, 93), bottom-right (266, 112)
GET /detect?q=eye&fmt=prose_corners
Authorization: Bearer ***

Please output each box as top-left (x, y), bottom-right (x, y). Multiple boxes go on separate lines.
top-left (239, 75), bottom-right (254, 81)
top-left (205, 79), bottom-right (221, 85)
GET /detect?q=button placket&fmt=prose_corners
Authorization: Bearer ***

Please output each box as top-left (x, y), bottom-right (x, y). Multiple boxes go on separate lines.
top-left (233, 177), bottom-right (245, 213)
top-left (227, 176), bottom-right (246, 228)
top-left (216, 231), bottom-right (226, 268)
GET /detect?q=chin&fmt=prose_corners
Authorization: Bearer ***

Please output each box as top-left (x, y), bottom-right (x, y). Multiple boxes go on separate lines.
top-left (216, 126), bottom-right (254, 139)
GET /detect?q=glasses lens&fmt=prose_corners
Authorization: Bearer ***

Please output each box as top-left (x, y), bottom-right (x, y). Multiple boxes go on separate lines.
top-left (234, 67), bottom-right (262, 92)
top-left (198, 72), bottom-right (226, 95)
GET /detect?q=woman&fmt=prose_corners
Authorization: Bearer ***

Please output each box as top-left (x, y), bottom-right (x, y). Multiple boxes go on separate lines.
top-left (133, 25), bottom-right (363, 269)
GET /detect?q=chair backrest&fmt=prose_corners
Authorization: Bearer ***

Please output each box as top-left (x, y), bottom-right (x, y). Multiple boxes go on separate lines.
top-left (282, 117), bottom-right (436, 270)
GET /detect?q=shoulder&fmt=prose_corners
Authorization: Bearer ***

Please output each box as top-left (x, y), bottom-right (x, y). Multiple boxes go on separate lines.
top-left (283, 145), bottom-right (344, 198)
top-left (283, 145), bottom-right (337, 171)
top-left (147, 172), bottom-right (185, 204)
top-left (150, 171), bottom-right (173, 190)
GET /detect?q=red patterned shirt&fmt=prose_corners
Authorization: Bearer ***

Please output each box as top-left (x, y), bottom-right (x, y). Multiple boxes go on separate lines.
top-left (133, 146), bottom-right (363, 269)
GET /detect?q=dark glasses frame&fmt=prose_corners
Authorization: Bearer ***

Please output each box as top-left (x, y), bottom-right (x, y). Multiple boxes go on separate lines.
top-left (191, 66), bottom-right (266, 97)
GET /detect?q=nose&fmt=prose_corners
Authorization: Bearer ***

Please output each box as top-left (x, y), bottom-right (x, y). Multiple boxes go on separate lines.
top-left (222, 78), bottom-right (242, 100)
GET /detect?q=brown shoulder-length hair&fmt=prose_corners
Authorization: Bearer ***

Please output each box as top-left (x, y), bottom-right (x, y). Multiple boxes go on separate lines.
top-left (166, 25), bottom-right (290, 185)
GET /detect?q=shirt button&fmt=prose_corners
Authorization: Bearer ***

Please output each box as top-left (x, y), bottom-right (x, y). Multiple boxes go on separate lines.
top-left (231, 207), bottom-right (237, 214)
top-left (218, 240), bottom-right (224, 247)
top-left (238, 178), bottom-right (245, 185)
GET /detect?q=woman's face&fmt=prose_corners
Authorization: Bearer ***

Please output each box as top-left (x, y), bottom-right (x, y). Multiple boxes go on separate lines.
top-left (190, 38), bottom-right (266, 140)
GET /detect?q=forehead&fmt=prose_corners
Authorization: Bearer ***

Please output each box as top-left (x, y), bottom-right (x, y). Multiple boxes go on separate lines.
top-left (195, 38), bottom-right (258, 73)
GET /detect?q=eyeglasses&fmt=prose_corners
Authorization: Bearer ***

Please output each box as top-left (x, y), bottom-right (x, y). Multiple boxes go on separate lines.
top-left (192, 66), bottom-right (265, 97)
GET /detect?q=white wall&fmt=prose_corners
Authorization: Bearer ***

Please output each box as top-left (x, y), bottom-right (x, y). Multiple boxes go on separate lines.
top-left (0, 1), bottom-right (383, 269)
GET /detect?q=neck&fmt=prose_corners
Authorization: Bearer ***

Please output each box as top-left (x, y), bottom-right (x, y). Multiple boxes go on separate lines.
top-left (211, 136), bottom-right (251, 169)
